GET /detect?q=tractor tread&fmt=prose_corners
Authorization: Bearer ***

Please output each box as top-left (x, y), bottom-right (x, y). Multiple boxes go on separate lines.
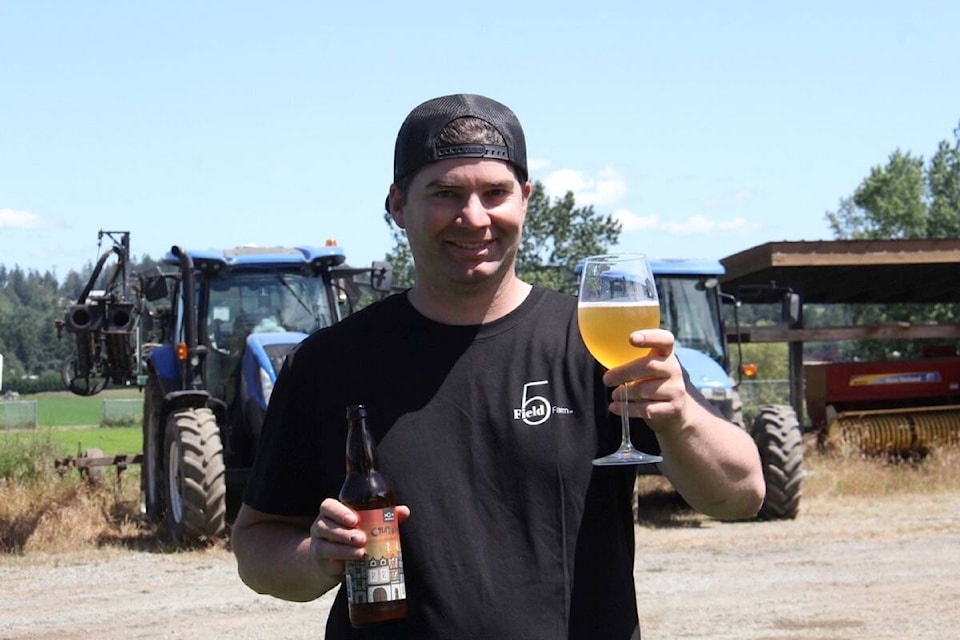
top-left (752, 404), bottom-right (804, 520)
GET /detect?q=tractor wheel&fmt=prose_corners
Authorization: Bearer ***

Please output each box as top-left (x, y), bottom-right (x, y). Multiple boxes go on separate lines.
top-left (163, 408), bottom-right (227, 546)
top-left (729, 389), bottom-right (745, 428)
top-left (139, 375), bottom-right (164, 522)
top-left (751, 404), bottom-right (804, 520)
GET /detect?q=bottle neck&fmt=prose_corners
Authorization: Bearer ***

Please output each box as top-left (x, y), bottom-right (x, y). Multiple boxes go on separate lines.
top-left (345, 406), bottom-right (377, 474)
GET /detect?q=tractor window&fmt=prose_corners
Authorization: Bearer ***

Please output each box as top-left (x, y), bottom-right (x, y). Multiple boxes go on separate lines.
top-left (205, 272), bottom-right (334, 355)
top-left (656, 276), bottom-right (725, 362)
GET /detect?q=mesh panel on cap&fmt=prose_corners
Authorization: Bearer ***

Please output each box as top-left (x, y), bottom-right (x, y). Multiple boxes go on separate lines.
top-left (392, 94), bottom-right (527, 184)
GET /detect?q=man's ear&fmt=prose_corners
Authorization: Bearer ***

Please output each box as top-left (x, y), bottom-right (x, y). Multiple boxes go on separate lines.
top-left (387, 185), bottom-right (405, 228)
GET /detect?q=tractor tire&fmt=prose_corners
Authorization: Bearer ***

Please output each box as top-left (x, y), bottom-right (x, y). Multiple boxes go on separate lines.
top-left (729, 389), bottom-right (745, 429)
top-left (751, 404), bottom-right (804, 520)
top-left (163, 408), bottom-right (227, 546)
top-left (139, 375), bottom-right (164, 522)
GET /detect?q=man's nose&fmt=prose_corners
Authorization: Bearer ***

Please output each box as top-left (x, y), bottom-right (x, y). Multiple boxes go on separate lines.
top-left (459, 193), bottom-right (491, 226)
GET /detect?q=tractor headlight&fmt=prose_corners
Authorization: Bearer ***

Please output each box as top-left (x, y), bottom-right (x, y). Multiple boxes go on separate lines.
top-left (260, 367), bottom-right (275, 405)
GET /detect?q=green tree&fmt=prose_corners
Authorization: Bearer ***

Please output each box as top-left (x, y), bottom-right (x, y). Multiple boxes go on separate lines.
top-left (0, 266), bottom-right (73, 381)
top-left (59, 268), bottom-right (91, 302)
top-left (517, 182), bottom-right (621, 292)
top-left (383, 211), bottom-right (416, 288)
top-left (824, 121), bottom-right (960, 361)
top-left (826, 123), bottom-right (960, 239)
top-left (926, 125), bottom-right (960, 237)
top-left (383, 181), bottom-right (621, 292)
top-left (825, 149), bottom-right (926, 239)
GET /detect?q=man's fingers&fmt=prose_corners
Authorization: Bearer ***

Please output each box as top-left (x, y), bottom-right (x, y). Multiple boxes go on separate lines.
top-left (628, 328), bottom-right (673, 352)
top-left (319, 497), bottom-right (359, 527)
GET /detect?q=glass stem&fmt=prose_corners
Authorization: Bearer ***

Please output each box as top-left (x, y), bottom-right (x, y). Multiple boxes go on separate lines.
top-left (619, 383), bottom-right (636, 452)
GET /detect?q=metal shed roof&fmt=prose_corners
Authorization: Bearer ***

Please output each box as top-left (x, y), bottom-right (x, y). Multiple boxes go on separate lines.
top-left (719, 239), bottom-right (960, 304)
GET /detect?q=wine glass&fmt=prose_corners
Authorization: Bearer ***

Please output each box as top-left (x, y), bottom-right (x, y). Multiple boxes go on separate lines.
top-left (578, 254), bottom-right (664, 466)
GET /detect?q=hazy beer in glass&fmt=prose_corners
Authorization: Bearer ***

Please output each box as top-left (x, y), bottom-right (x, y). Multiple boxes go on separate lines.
top-left (577, 254), bottom-right (664, 465)
top-left (577, 300), bottom-right (660, 369)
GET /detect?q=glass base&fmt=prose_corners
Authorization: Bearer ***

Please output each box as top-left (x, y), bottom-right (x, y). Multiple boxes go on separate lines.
top-left (593, 448), bottom-right (663, 466)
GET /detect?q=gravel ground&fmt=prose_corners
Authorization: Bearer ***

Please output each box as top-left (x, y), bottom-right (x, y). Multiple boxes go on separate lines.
top-left (2, 491), bottom-right (958, 639)
top-left (634, 491), bottom-right (960, 639)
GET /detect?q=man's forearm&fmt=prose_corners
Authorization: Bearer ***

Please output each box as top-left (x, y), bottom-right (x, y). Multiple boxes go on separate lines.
top-left (233, 516), bottom-right (340, 602)
top-left (656, 403), bottom-right (766, 520)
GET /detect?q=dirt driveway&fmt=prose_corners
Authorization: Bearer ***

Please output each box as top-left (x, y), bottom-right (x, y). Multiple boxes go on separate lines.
top-left (2, 491), bottom-right (958, 639)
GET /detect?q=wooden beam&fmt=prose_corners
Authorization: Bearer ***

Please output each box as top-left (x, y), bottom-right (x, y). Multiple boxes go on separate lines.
top-left (729, 323), bottom-right (960, 344)
top-left (765, 248), bottom-right (960, 267)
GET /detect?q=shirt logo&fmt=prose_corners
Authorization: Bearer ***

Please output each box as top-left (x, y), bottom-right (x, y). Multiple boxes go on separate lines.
top-left (512, 380), bottom-right (574, 426)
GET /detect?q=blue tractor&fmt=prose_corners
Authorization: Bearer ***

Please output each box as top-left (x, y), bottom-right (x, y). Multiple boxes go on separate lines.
top-left (650, 258), bottom-right (803, 519)
top-left (58, 232), bottom-right (391, 544)
top-left (652, 259), bottom-right (740, 420)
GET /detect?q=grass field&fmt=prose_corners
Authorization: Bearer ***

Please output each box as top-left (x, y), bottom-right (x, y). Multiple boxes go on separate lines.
top-left (34, 388), bottom-right (143, 427)
top-left (44, 426), bottom-right (142, 457)
top-left (1, 389), bottom-right (144, 463)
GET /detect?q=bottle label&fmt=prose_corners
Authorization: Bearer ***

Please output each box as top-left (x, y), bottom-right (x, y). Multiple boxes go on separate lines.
top-left (344, 507), bottom-right (406, 605)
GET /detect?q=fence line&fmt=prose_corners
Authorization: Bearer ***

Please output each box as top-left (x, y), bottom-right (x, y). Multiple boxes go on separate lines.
top-left (0, 400), bottom-right (39, 430)
top-left (737, 379), bottom-right (792, 408)
top-left (102, 398), bottom-right (143, 427)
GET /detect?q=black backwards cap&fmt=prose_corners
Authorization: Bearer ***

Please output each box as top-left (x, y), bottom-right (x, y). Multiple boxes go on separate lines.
top-left (392, 93), bottom-right (528, 186)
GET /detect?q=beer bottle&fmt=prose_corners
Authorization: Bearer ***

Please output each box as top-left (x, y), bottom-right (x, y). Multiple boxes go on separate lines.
top-left (338, 404), bottom-right (407, 627)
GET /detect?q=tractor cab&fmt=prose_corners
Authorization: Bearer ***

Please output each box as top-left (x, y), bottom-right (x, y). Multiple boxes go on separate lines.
top-left (651, 258), bottom-right (738, 420)
top-left (202, 269), bottom-right (338, 454)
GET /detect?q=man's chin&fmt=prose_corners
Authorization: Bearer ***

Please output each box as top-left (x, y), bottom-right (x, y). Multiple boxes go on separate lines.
top-left (451, 260), bottom-right (508, 285)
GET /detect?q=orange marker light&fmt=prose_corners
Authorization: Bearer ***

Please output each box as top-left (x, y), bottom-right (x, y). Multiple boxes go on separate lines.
top-left (177, 342), bottom-right (188, 361)
top-left (741, 363), bottom-right (758, 379)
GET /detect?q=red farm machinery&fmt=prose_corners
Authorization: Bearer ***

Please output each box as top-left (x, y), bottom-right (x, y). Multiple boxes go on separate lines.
top-left (720, 238), bottom-right (960, 460)
top-left (806, 355), bottom-right (960, 454)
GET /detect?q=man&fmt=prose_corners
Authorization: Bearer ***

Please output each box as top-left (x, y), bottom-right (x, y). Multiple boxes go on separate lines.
top-left (231, 93), bottom-right (765, 639)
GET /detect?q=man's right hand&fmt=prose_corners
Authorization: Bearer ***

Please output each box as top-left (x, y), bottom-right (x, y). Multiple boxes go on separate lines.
top-left (309, 498), bottom-right (411, 581)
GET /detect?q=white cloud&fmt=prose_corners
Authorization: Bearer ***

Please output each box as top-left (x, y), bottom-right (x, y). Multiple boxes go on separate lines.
top-left (543, 168), bottom-right (587, 196)
top-left (541, 166), bottom-right (627, 207)
top-left (0, 208), bottom-right (51, 230)
top-left (614, 209), bottom-right (661, 231)
top-left (662, 215), bottom-right (718, 235)
top-left (616, 211), bottom-right (753, 236)
top-left (532, 164), bottom-right (754, 237)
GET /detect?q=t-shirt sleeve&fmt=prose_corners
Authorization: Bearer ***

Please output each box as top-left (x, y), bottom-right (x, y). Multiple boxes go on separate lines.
top-left (242, 341), bottom-right (333, 517)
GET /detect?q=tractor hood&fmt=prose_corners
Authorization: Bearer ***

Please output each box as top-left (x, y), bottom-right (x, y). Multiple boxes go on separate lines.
top-left (245, 331), bottom-right (309, 381)
top-left (240, 331), bottom-right (309, 414)
top-left (674, 345), bottom-right (733, 393)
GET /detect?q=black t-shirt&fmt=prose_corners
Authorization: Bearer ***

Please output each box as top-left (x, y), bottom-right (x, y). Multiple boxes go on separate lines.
top-left (244, 287), bottom-right (670, 639)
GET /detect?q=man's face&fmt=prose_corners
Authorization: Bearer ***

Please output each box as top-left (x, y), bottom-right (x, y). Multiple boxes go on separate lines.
top-left (390, 158), bottom-right (530, 290)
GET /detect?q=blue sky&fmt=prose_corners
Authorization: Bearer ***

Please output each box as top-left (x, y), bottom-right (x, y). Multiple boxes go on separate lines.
top-left (1, 1), bottom-right (958, 281)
